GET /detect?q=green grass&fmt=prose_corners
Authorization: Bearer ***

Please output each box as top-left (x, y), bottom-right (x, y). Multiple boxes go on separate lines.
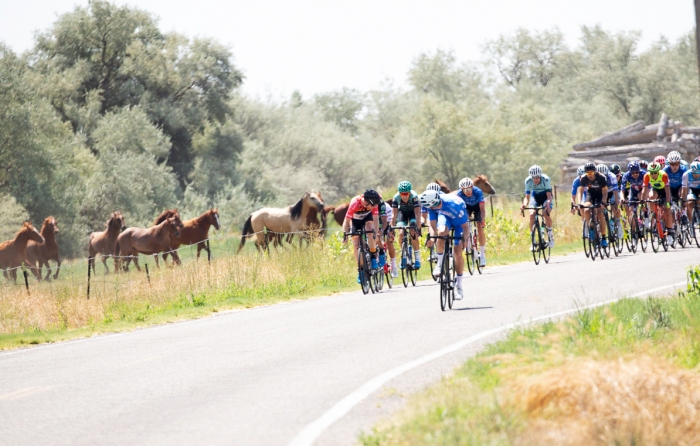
top-left (360, 275), bottom-right (700, 445)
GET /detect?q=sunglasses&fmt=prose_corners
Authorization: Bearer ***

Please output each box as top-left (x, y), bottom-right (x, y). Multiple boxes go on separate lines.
top-left (400, 192), bottom-right (410, 196)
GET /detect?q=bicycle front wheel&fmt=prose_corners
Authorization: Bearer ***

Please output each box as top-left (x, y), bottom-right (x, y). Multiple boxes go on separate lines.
top-left (409, 266), bottom-right (417, 286)
top-left (650, 213), bottom-right (660, 252)
top-left (531, 227), bottom-right (541, 265)
top-left (465, 239), bottom-right (475, 275)
top-left (358, 254), bottom-right (370, 295)
top-left (542, 223), bottom-right (551, 264)
top-left (582, 219), bottom-right (592, 259)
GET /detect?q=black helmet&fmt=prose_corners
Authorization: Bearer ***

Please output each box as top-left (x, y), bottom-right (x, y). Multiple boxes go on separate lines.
top-left (584, 162), bottom-right (596, 172)
top-left (363, 189), bottom-right (381, 206)
top-left (610, 164), bottom-right (621, 175)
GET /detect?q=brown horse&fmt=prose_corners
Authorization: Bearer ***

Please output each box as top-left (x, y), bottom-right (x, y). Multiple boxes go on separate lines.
top-left (88, 211), bottom-right (126, 275)
top-left (436, 176), bottom-right (497, 195)
top-left (0, 222), bottom-right (44, 283)
top-left (115, 215), bottom-right (184, 272)
top-left (278, 204), bottom-right (335, 247)
top-left (26, 216), bottom-right (61, 281)
top-left (155, 209), bottom-right (220, 262)
top-left (239, 192), bottom-right (325, 252)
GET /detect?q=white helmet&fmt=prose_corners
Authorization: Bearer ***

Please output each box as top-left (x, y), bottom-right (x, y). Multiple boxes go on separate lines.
top-left (529, 165), bottom-right (542, 177)
top-left (419, 190), bottom-right (441, 208)
top-left (459, 177), bottom-right (473, 189)
top-left (596, 164), bottom-right (609, 175)
top-left (667, 151), bottom-right (682, 163)
top-left (426, 182), bottom-right (441, 192)
top-left (577, 165), bottom-right (585, 176)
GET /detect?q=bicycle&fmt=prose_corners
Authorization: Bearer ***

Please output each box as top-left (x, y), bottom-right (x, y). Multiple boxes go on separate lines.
top-left (670, 199), bottom-right (688, 248)
top-left (642, 199), bottom-right (669, 253)
top-left (687, 199), bottom-right (700, 248)
top-left (623, 200), bottom-right (647, 253)
top-left (522, 206), bottom-right (551, 265)
top-left (619, 202), bottom-right (635, 254)
top-left (346, 227), bottom-right (378, 295)
top-left (602, 203), bottom-right (621, 257)
top-left (433, 229), bottom-right (460, 311)
top-left (464, 219), bottom-right (483, 275)
top-left (578, 204), bottom-right (604, 261)
top-left (423, 224), bottom-right (439, 282)
top-left (392, 224), bottom-right (419, 287)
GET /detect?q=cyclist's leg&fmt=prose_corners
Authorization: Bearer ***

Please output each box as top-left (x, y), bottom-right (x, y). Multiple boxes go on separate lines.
top-left (364, 219), bottom-right (379, 267)
top-left (432, 214), bottom-right (449, 275)
top-left (408, 219), bottom-right (421, 267)
top-left (452, 219), bottom-right (466, 298)
top-left (386, 229), bottom-right (398, 276)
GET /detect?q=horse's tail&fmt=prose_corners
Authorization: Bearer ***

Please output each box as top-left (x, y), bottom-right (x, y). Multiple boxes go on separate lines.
top-left (238, 215), bottom-right (253, 252)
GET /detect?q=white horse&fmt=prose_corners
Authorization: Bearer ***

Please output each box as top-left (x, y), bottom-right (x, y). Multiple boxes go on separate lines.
top-left (238, 192), bottom-right (325, 252)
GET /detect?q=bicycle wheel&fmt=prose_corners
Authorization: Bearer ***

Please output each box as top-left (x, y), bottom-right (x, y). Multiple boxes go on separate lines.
top-left (376, 267), bottom-right (384, 291)
top-left (530, 226), bottom-right (541, 265)
top-left (541, 222), bottom-right (551, 263)
top-left (358, 253), bottom-right (370, 295)
top-left (400, 243), bottom-right (409, 288)
top-left (592, 220), bottom-right (602, 260)
top-left (650, 213), bottom-right (660, 252)
top-left (428, 245), bottom-right (439, 281)
top-left (409, 265), bottom-right (417, 286)
top-left (446, 253), bottom-right (454, 310)
top-left (692, 209), bottom-right (700, 248)
top-left (385, 264), bottom-right (393, 289)
top-left (465, 237), bottom-right (475, 275)
top-left (640, 218), bottom-right (649, 252)
top-left (582, 219), bottom-right (592, 259)
top-left (439, 251), bottom-right (451, 311)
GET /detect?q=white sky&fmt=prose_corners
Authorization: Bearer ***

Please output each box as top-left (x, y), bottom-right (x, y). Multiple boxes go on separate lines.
top-left (0, 0), bottom-right (695, 100)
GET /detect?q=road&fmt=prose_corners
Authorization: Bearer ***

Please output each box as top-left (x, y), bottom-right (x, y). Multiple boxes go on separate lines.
top-left (0, 247), bottom-right (696, 446)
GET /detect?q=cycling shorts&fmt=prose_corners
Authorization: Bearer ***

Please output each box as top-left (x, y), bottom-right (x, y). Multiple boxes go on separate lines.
top-left (586, 191), bottom-right (604, 206)
top-left (650, 188), bottom-right (668, 203)
top-left (437, 213), bottom-right (466, 245)
top-left (466, 204), bottom-right (482, 223)
top-left (350, 213), bottom-right (373, 235)
top-left (628, 188), bottom-right (641, 203)
top-left (530, 191), bottom-right (552, 209)
top-left (607, 191), bottom-right (617, 205)
top-left (395, 209), bottom-right (416, 226)
top-left (671, 185), bottom-right (682, 202)
top-left (687, 188), bottom-right (700, 201)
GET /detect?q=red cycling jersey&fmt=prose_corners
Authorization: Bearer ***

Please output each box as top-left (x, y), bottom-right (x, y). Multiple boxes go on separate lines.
top-left (346, 196), bottom-right (379, 220)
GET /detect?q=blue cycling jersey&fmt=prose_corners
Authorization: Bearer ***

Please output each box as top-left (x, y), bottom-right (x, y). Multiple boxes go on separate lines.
top-left (571, 176), bottom-right (582, 196)
top-left (621, 170), bottom-right (646, 192)
top-left (456, 186), bottom-right (484, 207)
top-left (682, 171), bottom-right (700, 189)
top-left (427, 194), bottom-right (467, 224)
top-left (605, 172), bottom-right (618, 191)
top-left (664, 164), bottom-right (688, 188)
top-left (525, 174), bottom-right (552, 195)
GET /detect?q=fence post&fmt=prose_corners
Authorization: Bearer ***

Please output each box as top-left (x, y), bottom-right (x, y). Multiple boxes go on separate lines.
top-left (145, 263), bottom-right (151, 285)
top-left (22, 266), bottom-right (30, 296)
top-left (207, 240), bottom-right (211, 262)
top-left (490, 195), bottom-right (494, 218)
top-left (87, 258), bottom-right (91, 299)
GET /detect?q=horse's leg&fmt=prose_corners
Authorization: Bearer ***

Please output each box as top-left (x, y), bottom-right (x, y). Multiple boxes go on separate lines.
top-left (53, 256), bottom-right (61, 280)
top-left (132, 255), bottom-right (141, 272)
top-left (43, 261), bottom-right (51, 282)
top-left (102, 255), bottom-right (110, 275)
top-left (171, 250), bottom-right (181, 266)
top-left (10, 268), bottom-right (17, 284)
top-left (27, 259), bottom-right (41, 282)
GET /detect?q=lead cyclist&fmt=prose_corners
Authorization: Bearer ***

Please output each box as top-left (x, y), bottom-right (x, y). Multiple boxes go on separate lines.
top-left (520, 165), bottom-right (554, 248)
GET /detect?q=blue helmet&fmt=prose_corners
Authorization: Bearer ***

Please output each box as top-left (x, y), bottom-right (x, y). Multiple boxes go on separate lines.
top-left (628, 161), bottom-right (640, 173)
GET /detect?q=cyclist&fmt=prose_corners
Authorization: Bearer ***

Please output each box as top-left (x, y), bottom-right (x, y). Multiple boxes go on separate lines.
top-left (610, 164), bottom-right (623, 190)
top-left (422, 182), bottom-right (442, 250)
top-left (521, 165), bottom-right (554, 248)
top-left (456, 177), bottom-right (487, 267)
top-left (639, 160), bottom-right (649, 172)
top-left (598, 164), bottom-right (622, 239)
top-left (379, 198), bottom-right (398, 278)
top-left (576, 162), bottom-right (609, 247)
top-left (391, 181), bottom-right (422, 270)
top-left (654, 155), bottom-right (666, 169)
top-left (571, 165), bottom-right (586, 218)
top-left (641, 161), bottom-right (675, 244)
top-left (420, 190), bottom-right (470, 300)
top-left (342, 189), bottom-right (382, 282)
top-left (664, 151), bottom-right (688, 214)
top-left (682, 161), bottom-right (700, 228)
top-left (620, 161), bottom-right (646, 237)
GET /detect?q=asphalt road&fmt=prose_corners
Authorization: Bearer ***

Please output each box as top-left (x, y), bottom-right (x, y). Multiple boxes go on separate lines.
top-left (0, 247), bottom-right (696, 446)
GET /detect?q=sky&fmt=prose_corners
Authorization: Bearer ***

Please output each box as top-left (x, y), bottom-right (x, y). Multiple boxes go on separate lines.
top-left (0, 0), bottom-right (695, 101)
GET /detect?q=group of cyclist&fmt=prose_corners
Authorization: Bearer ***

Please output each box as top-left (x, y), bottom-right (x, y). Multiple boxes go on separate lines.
top-left (570, 150), bottom-right (700, 247)
top-left (342, 164), bottom-right (554, 301)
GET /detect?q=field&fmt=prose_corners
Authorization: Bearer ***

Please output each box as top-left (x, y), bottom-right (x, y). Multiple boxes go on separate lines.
top-left (360, 276), bottom-right (700, 445)
top-left (0, 197), bottom-right (583, 349)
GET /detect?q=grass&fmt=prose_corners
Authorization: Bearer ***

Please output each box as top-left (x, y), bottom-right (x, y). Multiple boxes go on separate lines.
top-left (360, 279), bottom-right (700, 446)
top-left (0, 199), bottom-right (583, 350)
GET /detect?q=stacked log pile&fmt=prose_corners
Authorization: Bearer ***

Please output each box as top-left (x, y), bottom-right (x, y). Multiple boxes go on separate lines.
top-left (560, 114), bottom-right (700, 184)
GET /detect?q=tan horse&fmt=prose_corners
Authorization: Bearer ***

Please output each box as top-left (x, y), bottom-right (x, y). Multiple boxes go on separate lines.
top-left (115, 215), bottom-right (184, 272)
top-left (238, 192), bottom-right (324, 252)
top-left (0, 222), bottom-right (44, 283)
top-left (155, 209), bottom-right (220, 262)
top-left (26, 216), bottom-right (61, 281)
top-left (88, 211), bottom-right (126, 275)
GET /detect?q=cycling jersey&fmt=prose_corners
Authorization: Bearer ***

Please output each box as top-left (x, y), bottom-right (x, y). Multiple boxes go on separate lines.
top-left (346, 195), bottom-right (379, 220)
top-left (380, 201), bottom-right (392, 220)
top-left (682, 171), bottom-right (700, 189)
top-left (392, 191), bottom-right (420, 213)
top-left (643, 171), bottom-right (669, 190)
top-left (621, 170), bottom-right (646, 193)
top-left (427, 194), bottom-right (468, 244)
top-left (663, 164), bottom-right (688, 188)
top-left (456, 186), bottom-right (485, 207)
top-left (580, 172), bottom-right (608, 195)
top-left (604, 172), bottom-right (618, 191)
top-left (525, 174), bottom-right (552, 195)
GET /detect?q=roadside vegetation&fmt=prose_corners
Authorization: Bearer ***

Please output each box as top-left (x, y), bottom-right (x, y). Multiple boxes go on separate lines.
top-left (361, 271), bottom-right (700, 445)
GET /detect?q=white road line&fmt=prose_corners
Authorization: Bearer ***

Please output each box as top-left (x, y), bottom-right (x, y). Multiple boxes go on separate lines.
top-left (287, 281), bottom-right (686, 446)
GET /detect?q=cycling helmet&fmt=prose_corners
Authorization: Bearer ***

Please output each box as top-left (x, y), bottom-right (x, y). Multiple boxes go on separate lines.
top-left (577, 165), bottom-right (585, 176)
top-left (654, 155), bottom-right (666, 167)
top-left (529, 165), bottom-right (543, 177)
top-left (692, 161), bottom-right (700, 173)
top-left (426, 182), bottom-right (441, 192)
top-left (363, 189), bottom-right (381, 206)
top-left (459, 177), bottom-right (473, 189)
top-left (584, 162), bottom-right (596, 172)
top-left (596, 164), bottom-right (609, 175)
top-left (648, 161), bottom-right (662, 173)
top-left (695, 156), bottom-right (700, 163)
top-left (681, 160), bottom-right (689, 168)
top-left (610, 164), bottom-right (621, 175)
top-left (628, 161), bottom-right (640, 173)
top-left (667, 151), bottom-right (682, 163)
top-left (397, 181), bottom-right (412, 193)
top-left (419, 190), bottom-right (441, 209)
top-left (639, 160), bottom-right (649, 170)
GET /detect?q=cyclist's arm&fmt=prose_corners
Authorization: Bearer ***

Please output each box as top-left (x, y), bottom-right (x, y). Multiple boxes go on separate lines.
top-left (373, 215), bottom-right (380, 238)
top-left (665, 185), bottom-right (671, 205)
top-left (576, 186), bottom-right (584, 205)
top-left (461, 222), bottom-right (470, 242)
top-left (413, 206), bottom-right (421, 224)
top-left (479, 201), bottom-right (486, 221)
top-left (613, 189), bottom-right (620, 204)
top-left (602, 186), bottom-right (608, 204)
top-left (521, 193), bottom-right (530, 209)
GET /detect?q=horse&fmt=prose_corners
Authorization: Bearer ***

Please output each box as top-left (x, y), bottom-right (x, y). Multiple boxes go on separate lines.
top-left (279, 204), bottom-right (335, 247)
top-left (88, 211), bottom-right (126, 275)
top-left (0, 222), bottom-right (44, 283)
top-left (115, 215), bottom-right (184, 272)
top-left (436, 176), bottom-right (497, 195)
top-left (332, 203), bottom-right (349, 227)
top-left (238, 191), bottom-right (324, 252)
top-left (26, 216), bottom-right (61, 281)
top-left (155, 209), bottom-right (220, 262)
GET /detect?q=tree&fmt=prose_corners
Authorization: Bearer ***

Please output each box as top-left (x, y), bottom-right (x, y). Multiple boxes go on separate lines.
top-left (314, 88), bottom-right (365, 135)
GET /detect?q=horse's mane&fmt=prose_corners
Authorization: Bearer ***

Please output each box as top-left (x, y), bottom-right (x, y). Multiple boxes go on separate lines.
top-left (15, 221), bottom-right (33, 237)
top-left (290, 196), bottom-right (305, 221)
top-left (153, 209), bottom-right (178, 226)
